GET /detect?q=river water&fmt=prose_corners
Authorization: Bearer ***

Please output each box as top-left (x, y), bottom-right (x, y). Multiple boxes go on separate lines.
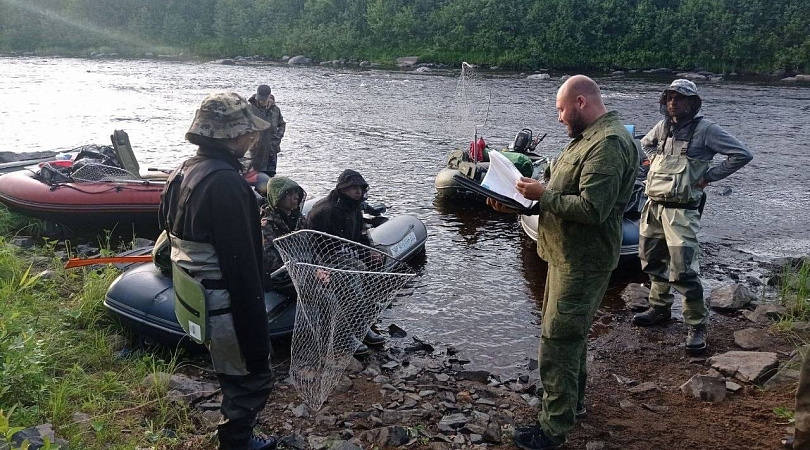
top-left (1, 57), bottom-right (808, 375)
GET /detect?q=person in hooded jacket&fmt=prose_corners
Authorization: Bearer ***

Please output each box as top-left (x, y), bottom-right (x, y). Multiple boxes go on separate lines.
top-left (305, 169), bottom-right (385, 355)
top-left (159, 92), bottom-right (277, 450)
top-left (632, 79), bottom-right (753, 354)
top-left (261, 176), bottom-right (307, 296)
top-left (247, 85), bottom-right (286, 177)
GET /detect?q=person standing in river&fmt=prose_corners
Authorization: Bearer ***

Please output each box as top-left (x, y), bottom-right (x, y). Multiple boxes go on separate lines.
top-left (632, 79), bottom-right (753, 354)
top-left (159, 92), bottom-right (277, 450)
top-left (488, 75), bottom-right (638, 449)
top-left (248, 84), bottom-right (286, 177)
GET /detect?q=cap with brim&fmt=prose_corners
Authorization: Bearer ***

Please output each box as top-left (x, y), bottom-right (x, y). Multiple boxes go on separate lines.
top-left (186, 92), bottom-right (270, 140)
top-left (663, 79), bottom-right (699, 97)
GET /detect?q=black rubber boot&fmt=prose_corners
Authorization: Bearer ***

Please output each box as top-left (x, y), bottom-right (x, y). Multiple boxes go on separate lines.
top-left (513, 425), bottom-right (565, 450)
top-left (632, 306), bottom-right (672, 327)
top-left (685, 324), bottom-right (708, 354)
top-left (353, 338), bottom-right (370, 357)
top-left (363, 329), bottom-right (386, 346)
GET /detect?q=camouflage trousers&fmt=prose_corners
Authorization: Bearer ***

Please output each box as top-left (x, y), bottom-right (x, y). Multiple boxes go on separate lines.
top-left (795, 347), bottom-right (810, 449)
top-left (639, 201), bottom-right (708, 326)
top-left (537, 264), bottom-right (611, 442)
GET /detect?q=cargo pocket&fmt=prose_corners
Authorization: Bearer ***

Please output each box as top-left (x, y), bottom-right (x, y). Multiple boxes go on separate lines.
top-left (543, 299), bottom-right (592, 341)
top-left (646, 155), bottom-right (688, 202)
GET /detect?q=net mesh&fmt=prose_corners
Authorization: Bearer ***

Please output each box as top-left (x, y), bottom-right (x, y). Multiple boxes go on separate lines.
top-left (446, 61), bottom-right (491, 145)
top-left (274, 230), bottom-right (415, 410)
top-left (70, 162), bottom-right (141, 182)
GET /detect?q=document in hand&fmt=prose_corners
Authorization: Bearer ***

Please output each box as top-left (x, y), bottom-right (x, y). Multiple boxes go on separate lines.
top-left (480, 150), bottom-right (537, 209)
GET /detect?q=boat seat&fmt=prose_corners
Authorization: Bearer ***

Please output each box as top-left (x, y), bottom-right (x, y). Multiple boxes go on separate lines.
top-left (110, 130), bottom-right (141, 178)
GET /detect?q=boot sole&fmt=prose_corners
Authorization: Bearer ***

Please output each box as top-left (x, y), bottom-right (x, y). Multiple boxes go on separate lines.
top-left (685, 344), bottom-right (707, 355)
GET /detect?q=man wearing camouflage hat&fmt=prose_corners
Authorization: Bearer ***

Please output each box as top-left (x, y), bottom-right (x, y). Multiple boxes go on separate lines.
top-left (248, 84), bottom-right (286, 178)
top-left (159, 92), bottom-right (277, 450)
top-left (633, 79), bottom-right (753, 354)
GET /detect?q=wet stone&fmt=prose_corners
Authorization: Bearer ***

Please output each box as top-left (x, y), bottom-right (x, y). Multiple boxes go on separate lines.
top-left (419, 390), bottom-right (437, 397)
top-left (726, 381), bottom-right (743, 392)
top-left (433, 373), bottom-right (450, 383)
top-left (381, 361), bottom-right (400, 370)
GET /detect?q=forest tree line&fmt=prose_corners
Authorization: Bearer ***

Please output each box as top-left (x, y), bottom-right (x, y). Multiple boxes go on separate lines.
top-left (0, 0), bottom-right (807, 73)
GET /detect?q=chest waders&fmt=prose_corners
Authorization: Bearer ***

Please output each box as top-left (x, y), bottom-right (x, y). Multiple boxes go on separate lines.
top-left (639, 118), bottom-right (710, 326)
top-left (163, 160), bottom-right (250, 375)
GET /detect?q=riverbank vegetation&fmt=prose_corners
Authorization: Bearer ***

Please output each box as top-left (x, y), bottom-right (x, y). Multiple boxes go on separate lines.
top-left (1, 0), bottom-right (807, 74)
top-left (0, 207), bottom-right (190, 449)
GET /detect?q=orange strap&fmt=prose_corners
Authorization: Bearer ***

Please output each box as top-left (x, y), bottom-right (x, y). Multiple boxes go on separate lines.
top-left (64, 255), bottom-right (153, 269)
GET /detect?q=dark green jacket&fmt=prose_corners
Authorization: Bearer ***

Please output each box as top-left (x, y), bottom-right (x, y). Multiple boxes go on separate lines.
top-left (536, 111), bottom-right (639, 271)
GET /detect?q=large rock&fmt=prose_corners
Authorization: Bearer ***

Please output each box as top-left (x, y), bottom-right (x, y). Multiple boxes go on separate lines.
top-left (743, 304), bottom-right (788, 323)
top-left (708, 284), bottom-right (757, 310)
top-left (395, 56), bottom-right (419, 67)
top-left (707, 351), bottom-right (779, 383)
top-left (527, 73), bottom-right (551, 80)
top-left (733, 328), bottom-right (771, 350)
top-left (796, 74), bottom-right (810, 82)
top-left (679, 374), bottom-right (726, 402)
top-left (288, 55), bottom-right (312, 65)
top-left (621, 283), bottom-right (650, 311)
top-left (8, 424), bottom-right (69, 450)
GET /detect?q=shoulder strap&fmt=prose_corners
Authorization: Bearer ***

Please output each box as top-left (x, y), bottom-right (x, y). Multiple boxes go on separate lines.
top-left (680, 117), bottom-right (703, 154)
top-left (164, 158), bottom-right (234, 236)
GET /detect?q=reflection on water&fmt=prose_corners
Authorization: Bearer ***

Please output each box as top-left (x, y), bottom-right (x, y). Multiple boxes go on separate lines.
top-left (1, 57), bottom-right (808, 376)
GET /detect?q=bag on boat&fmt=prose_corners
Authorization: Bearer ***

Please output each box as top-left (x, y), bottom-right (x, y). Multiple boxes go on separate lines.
top-left (152, 230), bottom-right (172, 275)
top-left (499, 151), bottom-right (533, 177)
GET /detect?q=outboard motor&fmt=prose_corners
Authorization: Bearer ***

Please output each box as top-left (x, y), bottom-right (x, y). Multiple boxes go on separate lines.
top-left (512, 129), bottom-right (533, 153)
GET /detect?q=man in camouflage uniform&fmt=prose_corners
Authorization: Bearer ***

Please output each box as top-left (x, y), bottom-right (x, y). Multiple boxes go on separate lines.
top-left (248, 85), bottom-right (286, 177)
top-left (159, 93), bottom-right (277, 450)
top-left (632, 79), bottom-right (753, 354)
top-left (489, 75), bottom-right (638, 449)
top-left (261, 176), bottom-right (307, 296)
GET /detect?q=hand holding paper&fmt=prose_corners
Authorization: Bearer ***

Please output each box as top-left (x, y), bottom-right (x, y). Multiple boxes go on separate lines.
top-left (480, 151), bottom-right (538, 209)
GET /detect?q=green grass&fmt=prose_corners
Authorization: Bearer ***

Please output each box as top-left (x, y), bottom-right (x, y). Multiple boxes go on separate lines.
top-left (0, 207), bottom-right (198, 448)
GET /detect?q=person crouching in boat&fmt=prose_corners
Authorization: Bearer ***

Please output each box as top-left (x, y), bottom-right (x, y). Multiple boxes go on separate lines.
top-left (261, 176), bottom-right (307, 298)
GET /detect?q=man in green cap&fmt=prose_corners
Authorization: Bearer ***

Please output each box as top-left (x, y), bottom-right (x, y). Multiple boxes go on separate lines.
top-left (159, 92), bottom-right (277, 450)
top-left (633, 79), bottom-right (753, 354)
top-left (489, 75), bottom-right (638, 449)
top-left (261, 176), bottom-right (307, 297)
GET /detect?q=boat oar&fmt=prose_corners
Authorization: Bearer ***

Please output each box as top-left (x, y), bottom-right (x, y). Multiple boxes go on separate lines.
top-left (64, 255), bottom-right (153, 269)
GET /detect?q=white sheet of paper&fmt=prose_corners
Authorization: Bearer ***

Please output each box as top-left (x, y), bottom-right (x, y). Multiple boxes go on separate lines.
top-left (480, 151), bottom-right (536, 208)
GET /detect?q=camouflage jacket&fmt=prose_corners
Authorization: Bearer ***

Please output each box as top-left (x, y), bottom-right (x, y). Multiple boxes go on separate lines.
top-left (535, 111), bottom-right (639, 271)
top-left (260, 176), bottom-right (306, 288)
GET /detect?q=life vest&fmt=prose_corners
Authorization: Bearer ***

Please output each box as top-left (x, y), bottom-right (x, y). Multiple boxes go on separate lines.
top-left (645, 118), bottom-right (710, 206)
top-left (162, 159), bottom-right (233, 345)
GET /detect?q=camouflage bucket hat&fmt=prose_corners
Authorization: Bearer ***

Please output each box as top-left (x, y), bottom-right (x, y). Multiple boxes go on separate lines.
top-left (663, 79), bottom-right (700, 97)
top-left (187, 92), bottom-right (271, 140)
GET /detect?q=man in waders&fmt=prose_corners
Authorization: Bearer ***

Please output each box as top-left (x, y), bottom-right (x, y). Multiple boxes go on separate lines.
top-left (248, 85), bottom-right (286, 178)
top-left (159, 92), bottom-right (277, 450)
top-left (489, 75), bottom-right (639, 449)
top-left (632, 79), bottom-right (753, 354)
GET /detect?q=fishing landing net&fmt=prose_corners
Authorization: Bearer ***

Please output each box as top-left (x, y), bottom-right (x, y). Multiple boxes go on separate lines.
top-left (70, 162), bottom-right (141, 182)
top-left (445, 61), bottom-right (491, 146)
top-left (274, 230), bottom-right (415, 410)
